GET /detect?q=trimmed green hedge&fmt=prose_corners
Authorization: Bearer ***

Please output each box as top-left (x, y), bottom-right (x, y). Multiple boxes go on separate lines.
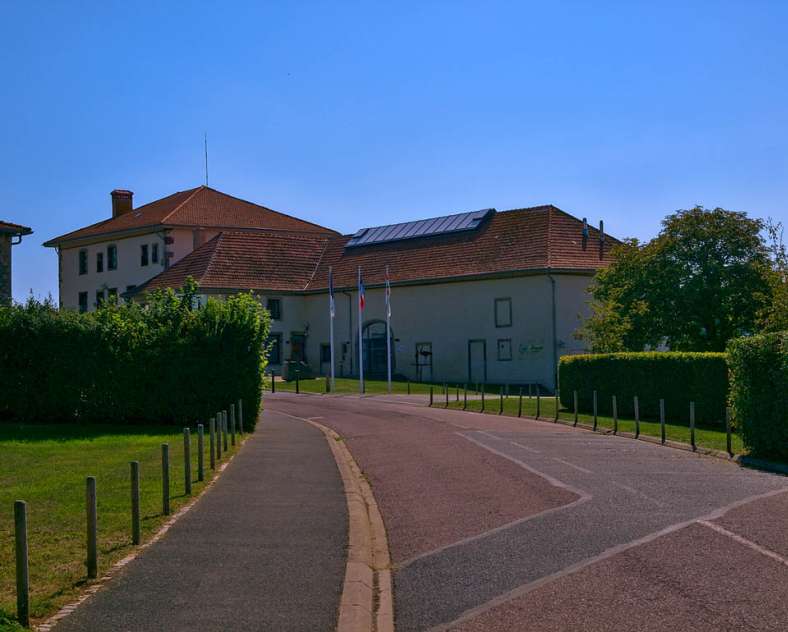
top-left (728, 332), bottom-right (788, 460)
top-left (558, 352), bottom-right (728, 425)
top-left (0, 281), bottom-right (269, 427)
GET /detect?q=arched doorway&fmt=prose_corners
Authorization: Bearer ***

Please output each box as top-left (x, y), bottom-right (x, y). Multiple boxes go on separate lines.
top-left (359, 320), bottom-right (394, 379)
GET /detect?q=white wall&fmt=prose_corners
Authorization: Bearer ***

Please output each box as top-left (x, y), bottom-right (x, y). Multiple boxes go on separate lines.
top-left (273, 273), bottom-right (595, 390)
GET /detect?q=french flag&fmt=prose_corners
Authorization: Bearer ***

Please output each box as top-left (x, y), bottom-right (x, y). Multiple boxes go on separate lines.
top-left (358, 268), bottom-right (365, 310)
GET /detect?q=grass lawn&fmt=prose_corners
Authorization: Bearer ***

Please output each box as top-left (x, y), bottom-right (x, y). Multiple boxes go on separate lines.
top-left (438, 392), bottom-right (745, 455)
top-left (0, 422), bottom-right (241, 629)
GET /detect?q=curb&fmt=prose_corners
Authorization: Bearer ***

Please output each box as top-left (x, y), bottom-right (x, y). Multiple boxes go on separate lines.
top-left (35, 433), bottom-right (252, 632)
top-left (307, 420), bottom-right (394, 632)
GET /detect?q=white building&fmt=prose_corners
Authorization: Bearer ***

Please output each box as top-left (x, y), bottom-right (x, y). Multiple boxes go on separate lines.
top-left (50, 186), bottom-right (619, 390)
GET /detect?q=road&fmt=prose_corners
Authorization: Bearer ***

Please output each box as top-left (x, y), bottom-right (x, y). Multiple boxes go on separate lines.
top-left (267, 392), bottom-right (788, 632)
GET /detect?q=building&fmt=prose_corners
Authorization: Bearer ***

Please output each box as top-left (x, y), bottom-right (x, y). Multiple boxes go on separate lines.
top-left (47, 186), bottom-right (616, 390)
top-left (0, 220), bottom-right (33, 305)
top-left (43, 187), bottom-right (337, 312)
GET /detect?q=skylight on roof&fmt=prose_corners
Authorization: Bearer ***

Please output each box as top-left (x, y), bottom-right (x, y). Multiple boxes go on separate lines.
top-left (346, 208), bottom-right (495, 248)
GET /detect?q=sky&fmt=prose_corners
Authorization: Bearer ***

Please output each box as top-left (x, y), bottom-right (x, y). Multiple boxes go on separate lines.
top-left (2, 1), bottom-right (787, 302)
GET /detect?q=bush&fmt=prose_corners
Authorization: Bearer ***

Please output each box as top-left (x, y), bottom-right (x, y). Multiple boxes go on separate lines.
top-left (728, 332), bottom-right (788, 460)
top-left (0, 279), bottom-right (269, 428)
top-left (558, 352), bottom-right (728, 425)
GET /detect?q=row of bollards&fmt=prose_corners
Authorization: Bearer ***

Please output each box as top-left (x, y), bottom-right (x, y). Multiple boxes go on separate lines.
top-left (12, 398), bottom-right (246, 628)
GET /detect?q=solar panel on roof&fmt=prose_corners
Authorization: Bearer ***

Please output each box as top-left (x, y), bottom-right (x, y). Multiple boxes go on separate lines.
top-left (346, 208), bottom-right (495, 248)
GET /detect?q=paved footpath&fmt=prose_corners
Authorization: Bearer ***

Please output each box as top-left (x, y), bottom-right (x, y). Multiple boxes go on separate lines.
top-left (53, 410), bottom-right (347, 632)
top-left (267, 392), bottom-right (788, 632)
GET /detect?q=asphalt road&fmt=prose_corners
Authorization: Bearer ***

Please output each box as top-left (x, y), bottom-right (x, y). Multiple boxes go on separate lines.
top-left (52, 411), bottom-right (347, 632)
top-left (267, 392), bottom-right (788, 632)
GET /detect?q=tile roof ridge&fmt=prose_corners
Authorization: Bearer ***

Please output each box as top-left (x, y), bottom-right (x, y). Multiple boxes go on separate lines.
top-left (304, 237), bottom-right (333, 291)
top-left (200, 232), bottom-right (225, 283)
top-left (159, 185), bottom-right (206, 224)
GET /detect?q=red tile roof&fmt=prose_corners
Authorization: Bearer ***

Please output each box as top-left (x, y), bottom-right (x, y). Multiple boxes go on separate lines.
top-left (43, 186), bottom-right (337, 246)
top-left (0, 220), bottom-right (32, 235)
top-left (137, 206), bottom-right (617, 295)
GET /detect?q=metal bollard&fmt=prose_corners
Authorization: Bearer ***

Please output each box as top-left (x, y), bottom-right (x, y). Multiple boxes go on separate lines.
top-left (407, 379), bottom-right (411, 395)
top-left (634, 396), bottom-right (640, 439)
top-left (238, 399), bottom-right (244, 434)
top-left (184, 428), bottom-right (192, 495)
top-left (445, 385), bottom-right (449, 408)
top-left (429, 386), bottom-right (433, 406)
top-left (161, 444), bottom-right (170, 515)
top-left (197, 424), bottom-right (204, 482)
top-left (14, 500), bottom-right (29, 627)
top-left (592, 390), bottom-right (598, 431)
top-left (689, 402), bottom-right (696, 451)
top-left (209, 418), bottom-right (216, 469)
top-left (463, 384), bottom-right (468, 410)
top-left (481, 388), bottom-right (486, 413)
top-left (612, 395), bottom-right (618, 435)
top-left (222, 411), bottom-right (229, 452)
top-left (86, 476), bottom-right (98, 578)
top-left (573, 391), bottom-right (578, 426)
top-left (296, 377), bottom-right (300, 394)
top-left (271, 370), bottom-right (276, 393)
top-left (536, 390), bottom-right (541, 419)
top-left (725, 407), bottom-right (733, 456)
top-left (518, 387), bottom-right (523, 418)
top-left (130, 461), bottom-right (141, 544)
top-left (528, 383), bottom-right (533, 399)
top-left (659, 399), bottom-right (666, 445)
top-left (554, 389), bottom-right (559, 422)
top-left (230, 404), bottom-right (236, 446)
top-left (456, 385), bottom-right (460, 402)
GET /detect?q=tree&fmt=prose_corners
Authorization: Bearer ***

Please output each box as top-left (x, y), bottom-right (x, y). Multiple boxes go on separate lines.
top-left (578, 206), bottom-right (775, 352)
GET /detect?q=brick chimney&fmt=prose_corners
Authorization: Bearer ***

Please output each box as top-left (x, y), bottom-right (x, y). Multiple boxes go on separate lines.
top-left (111, 189), bottom-right (134, 218)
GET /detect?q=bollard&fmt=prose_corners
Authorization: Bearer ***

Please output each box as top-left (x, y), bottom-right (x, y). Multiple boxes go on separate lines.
top-left (456, 385), bottom-right (460, 402)
top-left (573, 390), bottom-right (578, 426)
top-left (130, 461), bottom-right (141, 544)
top-left (429, 386), bottom-right (433, 406)
top-left (499, 386), bottom-right (504, 414)
top-left (222, 411), bottom-right (229, 452)
top-left (14, 500), bottom-right (29, 627)
top-left (725, 407), bottom-right (733, 456)
top-left (445, 385), bottom-right (449, 408)
top-left (325, 377), bottom-right (330, 394)
top-left (161, 444), bottom-right (170, 515)
top-left (528, 383), bottom-right (533, 399)
top-left (634, 396), bottom-right (640, 439)
top-left (518, 387), bottom-right (523, 418)
top-left (554, 389), bottom-right (559, 422)
top-left (463, 384), bottom-right (468, 410)
top-left (481, 388), bottom-right (486, 413)
top-left (271, 370), bottom-right (276, 393)
top-left (536, 390), bottom-right (541, 419)
top-left (296, 376), bottom-right (300, 395)
top-left (689, 402), bottom-right (696, 451)
top-left (209, 418), bottom-right (216, 469)
top-left (230, 404), bottom-right (236, 447)
top-left (183, 427), bottom-right (192, 495)
top-left (238, 399), bottom-right (244, 434)
top-left (86, 476), bottom-right (98, 578)
top-left (659, 399), bottom-right (666, 445)
top-left (592, 390), bottom-right (598, 431)
top-left (407, 379), bottom-right (411, 395)
top-left (612, 396), bottom-right (618, 435)
top-left (197, 424), bottom-right (204, 482)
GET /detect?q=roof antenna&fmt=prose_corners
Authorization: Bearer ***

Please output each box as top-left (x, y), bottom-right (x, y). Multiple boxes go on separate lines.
top-left (204, 132), bottom-right (209, 186)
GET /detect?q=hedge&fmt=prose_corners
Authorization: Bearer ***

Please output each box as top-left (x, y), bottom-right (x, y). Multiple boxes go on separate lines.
top-left (558, 352), bottom-right (728, 425)
top-left (728, 332), bottom-right (788, 460)
top-left (0, 280), bottom-right (269, 427)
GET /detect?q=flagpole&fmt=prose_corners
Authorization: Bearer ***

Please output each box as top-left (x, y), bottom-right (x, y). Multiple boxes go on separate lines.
top-left (386, 266), bottom-right (392, 394)
top-left (358, 267), bottom-right (364, 395)
top-left (329, 267), bottom-right (336, 393)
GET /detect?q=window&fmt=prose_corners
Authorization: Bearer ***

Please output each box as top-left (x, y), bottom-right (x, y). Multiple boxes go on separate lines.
top-left (96, 251), bottom-right (104, 273)
top-left (107, 288), bottom-right (117, 304)
top-left (320, 344), bottom-right (332, 363)
top-left (151, 243), bottom-right (159, 264)
top-left (95, 289), bottom-right (104, 308)
top-left (268, 333), bottom-right (283, 364)
top-left (495, 297), bottom-right (512, 327)
top-left (107, 245), bottom-right (117, 271)
top-left (290, 332), bottom-right (306, 362)
top-left (497, 338), bottom-right (512, 361)
top-left (78, 291), bottom-right (88, 313)
top-left (267, 298), bottom-right (282, 320)
top-left (140, 244), bottom-right (149, 267)
top-left (78, 249), bottom-right (88, 275)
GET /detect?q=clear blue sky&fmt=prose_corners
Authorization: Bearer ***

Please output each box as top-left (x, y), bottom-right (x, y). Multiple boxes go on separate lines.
top-left (2, 1), bottom-right (787, 301)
